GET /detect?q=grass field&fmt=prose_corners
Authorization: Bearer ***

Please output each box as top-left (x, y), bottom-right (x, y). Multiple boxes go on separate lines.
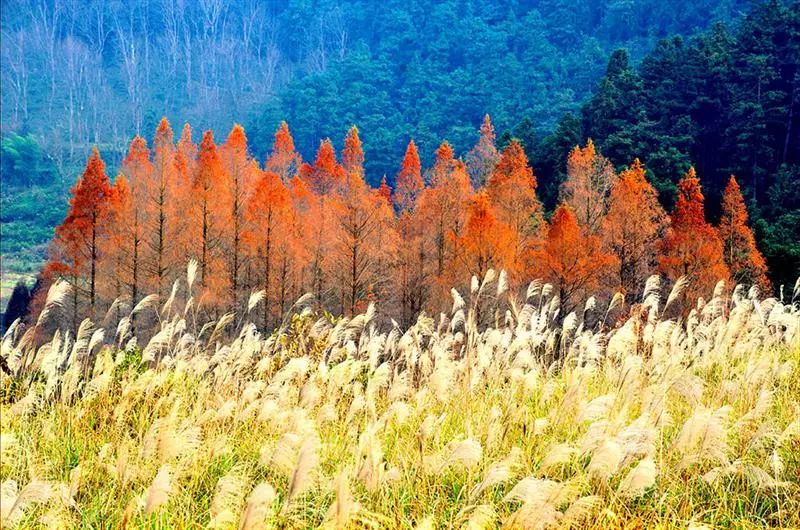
top-left (1, 269), bottom-right (798, 529)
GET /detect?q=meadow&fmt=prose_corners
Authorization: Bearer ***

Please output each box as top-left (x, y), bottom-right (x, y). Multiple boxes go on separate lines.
top-left (1, 265), bottom-right (799, 529)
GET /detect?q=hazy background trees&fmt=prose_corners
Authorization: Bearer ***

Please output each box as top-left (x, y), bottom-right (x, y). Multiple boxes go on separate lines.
top-left (1, 0), bottom-right (798, 315)
top-left (1, 0), bottom-right (753, 179)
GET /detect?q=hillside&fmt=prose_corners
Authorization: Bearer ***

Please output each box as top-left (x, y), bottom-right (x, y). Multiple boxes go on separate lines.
top-left (2, 2), bottom-right (800, 526)
top-left (1, 0), bottom-right (747, 308)
top-left (1, 0), bottom-right (751, 176)
top-left (2, 0), bottom-right (798, 314)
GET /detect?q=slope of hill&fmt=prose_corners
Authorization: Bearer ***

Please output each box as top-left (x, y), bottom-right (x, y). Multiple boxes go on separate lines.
top-left (3, 0), bottom-right (798, 314)
top-left (1, 0), bottom-right (750, 176)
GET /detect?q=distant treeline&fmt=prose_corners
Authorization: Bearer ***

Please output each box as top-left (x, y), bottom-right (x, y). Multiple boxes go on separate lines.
top-left (2, 0), bottom-right (749, 178)
top-left (33, 115), bottom-right (770, 339)
top-left (1, 0), bottom-right (798, 305)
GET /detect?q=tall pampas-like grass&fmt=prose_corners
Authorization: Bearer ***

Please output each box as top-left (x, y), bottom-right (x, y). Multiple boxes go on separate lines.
top-left (285, 437), bottom-right (320, 504)
top-left (238, 482), bottom-right (276, 530)
top-left (144, 465), bottom-right (172, 515)
top-left (34, 280), bottom-right (72, 328)
top-left (618, 458), bottom-right (657, 497)
top-left (1, 480), bottom-right (55, 527)
top-left (0, 272), bottom-right (798, 528)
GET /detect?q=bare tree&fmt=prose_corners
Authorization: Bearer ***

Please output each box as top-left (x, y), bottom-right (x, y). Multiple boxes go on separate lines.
top-left (115, 6), bottom-right (146, 133)
top-left (1, 30), bottom-right (29, 128)
top-left (0, 0), bottom-right (325, 178)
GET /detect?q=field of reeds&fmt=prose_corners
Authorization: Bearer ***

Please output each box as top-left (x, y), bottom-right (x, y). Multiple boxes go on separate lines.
top-left (1, 265), bottom-right (799, 529)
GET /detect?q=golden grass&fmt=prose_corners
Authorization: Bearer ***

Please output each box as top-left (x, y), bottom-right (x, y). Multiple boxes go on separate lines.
top-left (1, 270), bottom-right (799, 529)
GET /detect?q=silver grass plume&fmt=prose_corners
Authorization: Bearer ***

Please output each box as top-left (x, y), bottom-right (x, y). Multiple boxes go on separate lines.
top-left (664, 276), bottom-right (689, 314)
top-left (186, 259), bottom-right (199, 292)
top-left (35, 279), bottom-right (71, 328)
top-left (131, 294), bottom-right (159, 317)
top-left (144, 465), bottom-right (172, 514)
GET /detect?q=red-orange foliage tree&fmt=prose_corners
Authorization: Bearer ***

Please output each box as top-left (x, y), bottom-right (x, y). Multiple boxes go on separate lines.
top-left (265, 121), bottom-right (302, 181)
top-left (393, 140), bottom-right (426, 324)
top-left (466, 114), bottom-right (499, 188)
top-left (718, 175), bottom-right (770, 291)
top-left (145, 118), bottom-right (177, 297)
top-left (658, 168), bottom-right (729, 302)
top-left (601, 159), bottom-right (666, 296)
top-left (342, 125), bottom-right (365, 180)
top-left (377, 176), bottom-right (392, 205)
top-left (173, 124), bottom-right (198, 267)
top-left (104, 174), bottom-right (134, 317)
top-left (298, 139), bottom-right (346, 305)
top-left (486, 140), bottom-right (541, 278)
top-left (42, 118), bottom-right (777, 332)
top-left (429, 140), bottom-right (456, 187)
top-left (329, 126), bottom-right (398, 314)
top-left (300, 138), bottom-right (346, 195)
top-left (287, 174), bottom-right (316, 295)
top-left (532, 204), bottom-right (616, 315)
top-left (453, 192), bottom-right (516, 280)
top-left (394, 140), bottom-right (423, 213)
top-left (416, 154), bottom-right (473, 303)
top-left (116, 136), bottom-right (152, 306)
top-left (220, 124), bottom-right (256, 310)
top-left (561, 139), bottom-right (616, 234)
top-left (245, 168), bottom-right (300, 329)
top-left (191, 131), bottom-right (231, 304)
top-left (47, 147), bottom-right (114, 326)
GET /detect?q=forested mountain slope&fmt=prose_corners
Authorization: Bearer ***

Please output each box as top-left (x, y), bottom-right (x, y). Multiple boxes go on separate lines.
top-left (2, 0), bottom-right (798, 314)
top-left (2, 0), bottom-right (751, 178)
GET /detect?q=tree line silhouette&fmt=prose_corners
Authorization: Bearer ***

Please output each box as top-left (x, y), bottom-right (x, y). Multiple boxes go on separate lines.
top-left (28, 115), bottom-right (771, 334)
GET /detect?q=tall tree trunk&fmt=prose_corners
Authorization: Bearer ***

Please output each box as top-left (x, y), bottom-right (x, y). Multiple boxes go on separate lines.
top-left (157, 184), bottom-right (166, 297)
top-left (263, 227), bottom-right (272, 331)
top-left (201, 199), bottom-right (208, 287)
top-left (90, 214), bottom-right (97, 319)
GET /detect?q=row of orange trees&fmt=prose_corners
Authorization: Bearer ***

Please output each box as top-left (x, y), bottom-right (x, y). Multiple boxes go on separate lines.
top-left (39, 116), bottom-right (769, 331)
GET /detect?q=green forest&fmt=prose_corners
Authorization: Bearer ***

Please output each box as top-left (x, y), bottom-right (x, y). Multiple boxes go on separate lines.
top-left (1, 0), bottom-right (798, 310)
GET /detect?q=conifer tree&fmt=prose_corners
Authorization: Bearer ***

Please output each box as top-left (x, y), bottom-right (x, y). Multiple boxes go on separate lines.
top-left (429, 141), bottom-right (456, 187)
top-left (416, 155), bottom-right (472, 304)
top-left (105, 174), bottom-right (133, 316)
top-left (297, 139), bottom-right (346, 305)
top-left (47, 147), bottom-right (113, 325)
top-left (377, 176), bottom-right (392, 205)
top-left (602, 159), bottom-right (667, 296)
top-left (192, 130), bottom-right (231, 301)
top-left (245, 169), bottom-right (297, 329)
top-left (533, 204), bottom-right (616, 316)
top-left (342, 125), bottom-right (365, 180)
top-left (453, 192), bottom-right (516, 280)
top-left (466, 114), bottom-right (500, 188)
top-left (561, 139), bottom-right (616, 234)
top-left (300, 138), bottom-right (346, 195)
top-left (146, 118), bottom-right (176, 297)
top-left (487, 139), bottom-right (542, 277)
top-left (718, 175), bottom-right (770, 290)
top-left (221, 123), bottom-right (255, 310)
top-left (117, 135), bottom-right (152, 306)
top-left (395, 140), bottom-right (426, 325)
top-left (394, 140), bottom-right (423, 213)
top-left (333, 128), bottom-right (397, 315)
top-left (658, 168), bottom-right (730, 302)
top-left (265, 121), bottom-right (302, 181)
